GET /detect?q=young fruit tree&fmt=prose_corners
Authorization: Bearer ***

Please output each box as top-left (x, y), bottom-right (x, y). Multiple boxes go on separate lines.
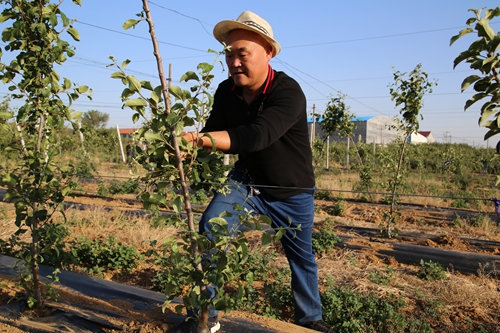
top-left (385, 64), bottom-right (436, 238)
top-left (0, 0), bottom-right (91, 312)
top-left (112, 2), bottom-right (287, 332)
top-left (450, 7), bottom-right (500, 183)
top-left (316, 92), bottom-right (359, 169)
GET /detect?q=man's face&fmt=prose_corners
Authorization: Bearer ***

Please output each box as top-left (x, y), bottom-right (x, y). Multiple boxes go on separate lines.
top-left (225, 29), bottom-right (273, 91)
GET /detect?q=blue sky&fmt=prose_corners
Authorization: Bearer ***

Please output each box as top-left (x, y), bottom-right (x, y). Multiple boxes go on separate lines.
top-left (1, 1), bottom-right (500, 147)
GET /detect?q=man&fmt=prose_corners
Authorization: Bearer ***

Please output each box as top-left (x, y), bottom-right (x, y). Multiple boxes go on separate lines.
top-left (173, 11), bottom-right (336, 333)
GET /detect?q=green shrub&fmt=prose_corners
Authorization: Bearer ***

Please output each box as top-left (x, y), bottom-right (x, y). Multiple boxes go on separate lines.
top-left (312, 230), bottom-right (341, 256)
top-left (416, 259), bottom-right (446, 282)
top-left (321, 279), bottom-right (432, 333)
top-left (328, 198), bottom-right (346, 216)
top-left (315, 190), bottom-right (331, 200)
top-left (73, 157), bottom-right (96, 179)
top-left (108, 179), bottom-right (140, 194)
top-left (0, 224), bottom-right (76, 270)
top-left (97, 181), bottom-right (110, 197)
top-left (38, 223), bottom-right (77, 269)
top-left (237, 266), bottom-right (293, 320)
top-left (368, 266), bottom-right (395, 285)
top-left (70, 235), bottom-right (143, 277)
top-left (190, 190), bottom-right (209, 205)
top-left (241, 248), bottom-right (280, 282)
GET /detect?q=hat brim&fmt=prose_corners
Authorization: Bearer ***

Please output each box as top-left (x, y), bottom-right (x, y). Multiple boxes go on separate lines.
top-left (213, 20), bottom-right (281, 57)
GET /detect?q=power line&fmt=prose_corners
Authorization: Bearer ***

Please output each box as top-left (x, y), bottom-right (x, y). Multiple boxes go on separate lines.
top-left (275, 58), bottom-right (389, 116)
top-left (284, 22), bottom-right (499, 49)
top-left (312, 69), bottom-right (474, 84)
top-left (148, 1), bottom-right (213, 36)
top-left (75, 21), bottom-right (208, 53)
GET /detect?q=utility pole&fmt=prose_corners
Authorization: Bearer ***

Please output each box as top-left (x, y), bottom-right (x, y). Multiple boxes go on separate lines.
top-left (325, 136), bottom-right (330, 170)
top-left (310, 104), bottom-right (316, 145)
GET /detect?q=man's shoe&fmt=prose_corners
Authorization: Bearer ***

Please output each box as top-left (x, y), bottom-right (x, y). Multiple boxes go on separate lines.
top-left (301, 319), bottom-right (336, 333)
top-left (170, 317), bottom-right (220, 333)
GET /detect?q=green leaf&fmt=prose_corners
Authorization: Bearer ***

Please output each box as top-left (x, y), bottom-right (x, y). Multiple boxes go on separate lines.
top-left (151, 86), bottom-right (162, 104)
top-left (163, 283), bottom-right (177, 297)
top-left (198, 62), bottom-right (214, 73)
top-left (172, 195), bottom-right (182, 214)
top-left (63, 77), bottom-right (71, 90)
top-left (488, 36), bottom-right (500, 54)
top-left (67, 27), bottom-right (80, 41)
top-left (180, 71), bottom-right (199, 82)
top-left (261, 232), bottom-right (272, 247)
top-left (61, 186), bottom-right (72, 196)
top-left (260, 215), bottom-right (272, 225)
top-left (144, 131), bottom-right (164, 142)
top-left (70, 111), bottom-right (82, 120)
top-left (464, 93), bottom-right (487, 110)
top-left (453, 50), bottom-right (478, 69)
top-left (166, 112), bottom-right (178, 126)
top-left (274, 228), bottom-right (286, 241)
top-left (110, 71), bottom-right (126, 80)
top-left (485, 7), bottom-right (500, 20)
top-left (60, 11), bottom-right (69, 26)
top-left (460, 75), bottom-right (481, 92)
top-left (148, 193), bottom-right (166, 205)
top-left (479, 102), bottom-right (498, 126)
top-left (124, 98), bottom-right (147, 107)
top-left (48, 12), bottom-right (57, 27)
top-left (476, 19), bottom-right (495, 40)
top-left (72, 0), bottom-right (82, 6)
top-left (485, 126), bottom-right (500, 140)
top-left (77, 85), bottom-right (89, 94)
top-left (127, 75), bottom-right (142, 92)
top-left (482, 58), bottom-right (499, 74)
top-left (123, 19), bottom-right (140, 30)
top-left (121, 59), bottom-right (131, 69)
top-left (141, 81), bottom-right (154, 90)
top-left (169, 85), bottom-right (183, 100)
top-left (121, 88), bottom-right (135, 99)
top-left (253, 218), bottom-right (261, 231)
top-left (209, 217), bottom-right (229, 230)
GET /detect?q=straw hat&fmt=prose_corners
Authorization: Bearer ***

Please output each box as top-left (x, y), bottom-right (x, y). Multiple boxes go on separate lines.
top-left (213, 11), bottom-right (281, 57)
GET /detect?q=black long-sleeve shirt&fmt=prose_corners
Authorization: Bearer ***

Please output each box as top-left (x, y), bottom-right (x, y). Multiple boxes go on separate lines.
top-left (203, 69), bottom-right (315, 200)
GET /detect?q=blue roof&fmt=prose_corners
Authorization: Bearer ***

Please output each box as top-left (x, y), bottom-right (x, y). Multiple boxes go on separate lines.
top-left (307, 115), bottom-right (374, 123)
top-left (353, 115), bottom-right (374, 122)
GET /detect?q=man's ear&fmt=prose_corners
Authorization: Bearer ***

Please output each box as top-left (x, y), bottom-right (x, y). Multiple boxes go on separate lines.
top-left (266, 44), bottom-right (273, 59)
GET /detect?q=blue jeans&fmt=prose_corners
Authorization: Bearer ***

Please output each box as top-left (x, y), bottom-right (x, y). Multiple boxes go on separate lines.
top-left (199, 170), bottom-right (323, 324)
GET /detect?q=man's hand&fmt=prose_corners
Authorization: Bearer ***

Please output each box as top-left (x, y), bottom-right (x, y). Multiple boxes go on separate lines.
top-left (180, 131), bottom-right (202, 146)
top-left (179, 130), bottom-right (231, 152)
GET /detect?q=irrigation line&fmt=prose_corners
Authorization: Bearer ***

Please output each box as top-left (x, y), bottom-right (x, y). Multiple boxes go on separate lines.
top-left (14, 170), bottom-right (497, 216)
top-left (191, 181), bottom-right (500, 217)
top-left (194, 180), bottom-right (494, 203)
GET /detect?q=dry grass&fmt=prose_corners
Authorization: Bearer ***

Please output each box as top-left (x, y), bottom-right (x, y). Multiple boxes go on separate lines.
top-left (316, 170), bottom-right (496, 213)
top-left (61, 207), bottom-right (178, 251)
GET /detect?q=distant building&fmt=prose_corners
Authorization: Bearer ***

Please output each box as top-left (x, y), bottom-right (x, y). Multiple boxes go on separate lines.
top-left (418, 131), bottom-right (435, 143)
top-left (119, 128), bottom-right (136, 139)
top-left (309, 115), bottom-right (435, 145)
top-left (408, 132), bottom-right (428, 144)
top-left (308, 115), bottom-right (399, 145)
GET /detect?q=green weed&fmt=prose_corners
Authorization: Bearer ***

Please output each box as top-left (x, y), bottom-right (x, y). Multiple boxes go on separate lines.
top-left (320, 278), bottom-right (432, 333)
top-left (70, 235), bottom-right (143, 277)
top-left (416, 260), bottom-right (446, 282)
top-left (368, 266), bottom-right (396, 285)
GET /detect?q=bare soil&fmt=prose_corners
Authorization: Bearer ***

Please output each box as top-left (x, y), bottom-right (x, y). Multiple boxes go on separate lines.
top-left (1, 188), bottom-right (500, 332)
